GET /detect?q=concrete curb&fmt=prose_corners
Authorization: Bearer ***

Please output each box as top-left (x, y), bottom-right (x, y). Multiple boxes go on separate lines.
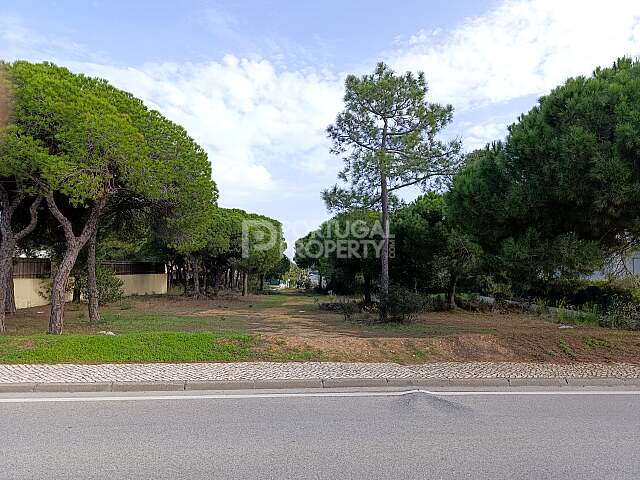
top-left (0, 377), bottom-right (639, 393)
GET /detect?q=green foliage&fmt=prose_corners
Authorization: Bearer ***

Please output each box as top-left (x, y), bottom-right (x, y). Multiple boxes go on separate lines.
top-left (294, 209), bottom-right (381, 295)
top-left (323, 62), bottom-right (461, 211)
top-left (75, 266), bottom-right (124, 305)
top-left (386, 285), bottom-right (429, 323)
top-left (447, 58), bottom-right (640, 292)
top-left (601, 298), bottom-right (640, 331)
top-left (235, 211), bottom-right (286, 277)
top-left (267, 255), bottom-right (292, 280)
top-left (391, 192), bottom-right (482, 295)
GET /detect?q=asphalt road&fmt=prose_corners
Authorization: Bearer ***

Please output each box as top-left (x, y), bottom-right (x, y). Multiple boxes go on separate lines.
top-left (1, 388), bottom-right (639, 479)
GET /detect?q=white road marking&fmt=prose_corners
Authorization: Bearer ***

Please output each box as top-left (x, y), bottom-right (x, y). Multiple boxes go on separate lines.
top-left (0, 389), bottom-right (640, 403)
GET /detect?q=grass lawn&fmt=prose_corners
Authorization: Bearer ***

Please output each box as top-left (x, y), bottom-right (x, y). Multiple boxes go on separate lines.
top-left (2, 290), bottom-right (640, 364)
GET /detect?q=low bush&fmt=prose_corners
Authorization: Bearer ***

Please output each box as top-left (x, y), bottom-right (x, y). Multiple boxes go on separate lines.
top-left (386, 286), bottom-right (430, 323)
top-left (600, 298), bottom-right (640, 331)
top-left (75, 267), bottom-right (124, 305)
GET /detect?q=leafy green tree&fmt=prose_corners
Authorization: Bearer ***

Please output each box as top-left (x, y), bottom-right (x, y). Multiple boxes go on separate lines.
top-left (0, 66), bottom-right (47, 331)
top-left (448, 58), bottom-right (640, 293)
top-left (391, 192), bottom-right (480, 308)
top-left (7, 61), bottom-right (216, 333)
top-left (295, 210), bottom-right (381, 303)
top-left (237, 213), bottom-right (285, 295)
top-left (323, 62), bottom-right (461, 320)
top-left (263, 254), bottom-right (292, 289)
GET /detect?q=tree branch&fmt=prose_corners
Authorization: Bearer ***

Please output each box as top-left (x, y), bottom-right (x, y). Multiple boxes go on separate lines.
top-left (15, 196), bottom-right (43, 242)
top-left (45, 191), bottom-right (76, 242)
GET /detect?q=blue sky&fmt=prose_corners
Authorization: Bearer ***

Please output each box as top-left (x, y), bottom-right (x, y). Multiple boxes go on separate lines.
top-left (2, 0), bottom-right (640, 254)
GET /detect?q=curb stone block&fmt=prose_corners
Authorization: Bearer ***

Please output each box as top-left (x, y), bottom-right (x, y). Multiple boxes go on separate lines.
top-left (565, 377), bottom-right (626, 387)
top-left (508, 378), bottom-right (568, 387)
top-left (112, 381), bottom-right (185, 392)
top-left (35, 382), bottom-right (112, 392)
top-left (253, 379), bottom-right (324, 390)
top-left (386, 377), bottom-right (450, 387)
top-left (0, 383), bottom-right (37, 393)
top-left (447, 378), bottom-right (510, 387)
top-left (322, 378), bottom-right (388, 388)
top-left (185, 381), bottom-right (255, 391)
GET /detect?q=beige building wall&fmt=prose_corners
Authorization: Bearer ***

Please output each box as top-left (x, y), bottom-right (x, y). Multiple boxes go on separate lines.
top-left (13, 274), bottom-right (167, 310)
top-left (13, 278), bottom-right (49, 309)
top-left (117, 273), bottom-right (167, 296)
top-left (13, 279), bottom-right (73, 309)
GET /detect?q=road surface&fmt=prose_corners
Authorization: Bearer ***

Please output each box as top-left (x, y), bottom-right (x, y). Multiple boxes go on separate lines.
top-left (1, 387), bottom-right (639, 479)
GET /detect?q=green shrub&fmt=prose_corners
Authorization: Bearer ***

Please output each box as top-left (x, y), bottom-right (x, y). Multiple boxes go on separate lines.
top-left (387, 286), bottom-right (429, 323)
top-left (76, 267), bottom-right (124, 305)
top-left (601, 298), bottom-right (640, 331)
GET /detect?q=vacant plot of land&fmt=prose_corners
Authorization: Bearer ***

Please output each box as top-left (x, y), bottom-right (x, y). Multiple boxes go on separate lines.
top-left (2, 291), bottom-right (640, 364)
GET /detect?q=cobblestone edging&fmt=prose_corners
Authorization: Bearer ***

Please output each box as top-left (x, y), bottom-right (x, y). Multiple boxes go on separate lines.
top-left (0, 362), bottom-right (640, 392)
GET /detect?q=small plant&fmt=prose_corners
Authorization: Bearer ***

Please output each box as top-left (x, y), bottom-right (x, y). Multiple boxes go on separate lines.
top-left (337, 297), bottom-right (358, 322)
top-left (558, 339), bottom-right (576, 359)
top-left (76, 266), bottom-right (124, 305)
top-left (583, 337), bottom-right (610, 349)
top-left (386, 286), bottom-right (429, 323)
top-left (601, 298), bottom-right (640, 331)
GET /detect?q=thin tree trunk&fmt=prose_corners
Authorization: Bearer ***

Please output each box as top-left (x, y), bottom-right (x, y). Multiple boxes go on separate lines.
top-left (259, 274), bottom-right (264, 291)
top-left (87, 230), bottom-right (100, 323)
top-left (212, 268), bottom-right (220, 296)
top-left (447, 277), bottom-right (457, 310)
top-left (182, 265), bottom-right (188, 296)
top-left (201, 267), bottom-right (207, 295)
top-left (379, 173), bottom-right (390, 322)
top-left (363, 272), bottom-right (372, 305)
top-left (0, 193), bottom-right (41, 332)
top-left (46, 193), bottom-right (106, 335)
top-left (192, 257), bottom-right (200, 298)
top-left (0, 241), bottom-right (15, 333)
top-left (242, 272), bottom-right (248, 296)
top-left (72, 281), bottom-right (81, 304)
top-left (5, 262), bottom-right (16, 314)
top-left (49, 249), bottom-right (79, 334)
top-left (166, 261), bottom-right (173, 292)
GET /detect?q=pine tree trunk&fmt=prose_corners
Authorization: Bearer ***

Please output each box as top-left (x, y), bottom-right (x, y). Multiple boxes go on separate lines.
top-left (180, 264), bottom-right (188, 296)
top-left (201, 267), bottom-right (207, 295)
top-left (192, 257), bottom-right (200, 298)
top-left (46, 193), bottom-right (105, 335)
top-left (0, 194), bottom-right (41, 328)
top-left (363, 272), bottom-right (372, 305)
top-left (379, 174), bottom-right (390, 322)
top-left (72, 281), bottom-right (81, 304)
top-left (87, 230), bottom-right (100, 323)
top-left (447, 277), bottom-right (457, 310)
top-left (5, 261), bottom-right (16, 314)
top-left (242, 272), bottom-right (248, 296)
top-left (0, 240), bottom-right (15, 333)
top-left (49, 245), bottom-right (80, 334)
top-left (212, 269), bottom-right (220, 296)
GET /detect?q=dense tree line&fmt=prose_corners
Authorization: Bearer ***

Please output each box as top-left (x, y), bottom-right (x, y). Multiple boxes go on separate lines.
top-left (0, 61), bottom-right (286, 334)
top-left (298, 58), bottom-right (640, 317)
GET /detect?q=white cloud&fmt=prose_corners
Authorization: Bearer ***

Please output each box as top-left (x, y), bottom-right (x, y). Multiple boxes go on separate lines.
top-left (70, 56), bottom-right (344, 206)
top-left (390, 0), bottom-right (640, 110)
top-left (461, 120), bottom-right (510, 151)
